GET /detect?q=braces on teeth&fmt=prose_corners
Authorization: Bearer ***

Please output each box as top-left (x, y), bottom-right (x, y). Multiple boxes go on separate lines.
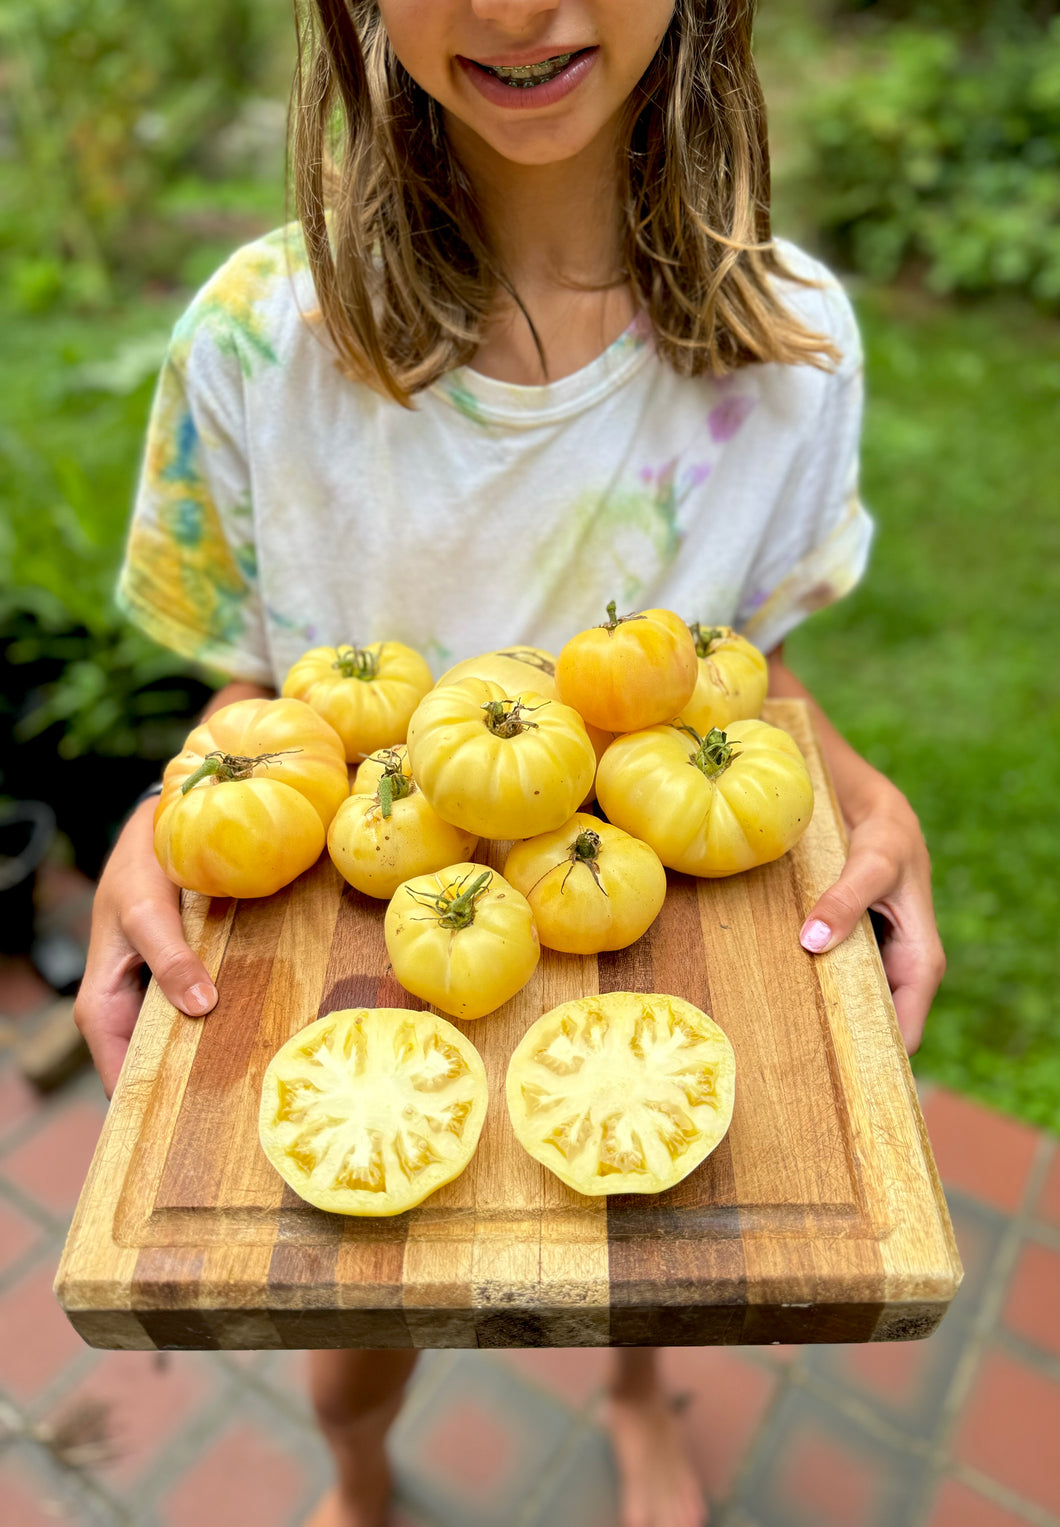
top-left (484, 53), bottom-right (574, 86)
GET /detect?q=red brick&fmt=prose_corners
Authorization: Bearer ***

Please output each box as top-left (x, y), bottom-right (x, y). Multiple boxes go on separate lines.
top-left (419, 1397), bottom-right (518, 1498)
top-left (160, 1420), bottom-right (306, 1527)
top-left (842, 1338), bottom-right (935, 1407)
top-left (56, 1349), bottom-right (215, 1486)
top-left (954, 1347), bottom-right (1060, 1515)
top-left (1003, 1240), bottom-right (1060, 1361)
top-left (501, 1346), bottom-right (610, 1407)
top-left (921, 1090), bottom-right (1038, 1213)
top-left (928, 1476), bottom-right (1038, 1527)
top-left (661, 1346), bottom-right (777, 1502)
top-left (0, 1099), bottom-right (106, 1217)
top-left (0, 1195), bottom-right (43, 1276)
top-left (0, 1450), bottom-right (66, 1527)
top-left (1035, 1145), bottom-right (1060, 1230)
top-left (0, 1064), bottom-right (46, 1150)
top-left (774, 1429), bottom-right (882, 1526)
top-left (0, 1256), bottom-right (87, 1401)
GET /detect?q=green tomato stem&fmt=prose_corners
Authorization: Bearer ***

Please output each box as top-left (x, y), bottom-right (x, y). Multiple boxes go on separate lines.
top-left (407, 869), bottom-right (492, 930)
top-left (332, 644), bottom-right (380, 681)
top-left (674, 723), bottom-right (740, 780)
top-left (687, 622), bottom-right (729, 659)
top-left (481, 698), bottom-right (542, 738)
top-left (180, 748), bottom-right (301, 795)
top-left (371, 750), bottom-right (413, 820)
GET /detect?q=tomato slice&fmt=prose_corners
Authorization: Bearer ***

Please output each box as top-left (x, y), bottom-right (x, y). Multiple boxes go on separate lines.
top-left (259, 1008), bottom-right (488, 1216)
top-left (506, 992), bottom-right (735, 1197)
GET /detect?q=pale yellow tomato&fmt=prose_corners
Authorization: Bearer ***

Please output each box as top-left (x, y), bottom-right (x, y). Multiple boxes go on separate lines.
top-left (282, 641), bottom-right (433, 762)
top-left (679, 623), bottom-right (768, 733)
top-left (259, 1007), bottom-right (488, 1215)
top-left (406, 679), bottom-right (596, 839)
top-left (328, 747), bottom-right (478, 899)
top-left (555, 603), bottom-right (698, 733)
top-left (153, 697), bottom-right (348, 898)
top-left (436, 646), bottom-right (559, 699)
top-left (503, 813), bottom-right (666, 954)
top-left (506, 992), bottom-right (736, 1196)
top-left (596, 719), bottom-right (814, 877)
top-left (384, 863), bottom-right (539, 1020)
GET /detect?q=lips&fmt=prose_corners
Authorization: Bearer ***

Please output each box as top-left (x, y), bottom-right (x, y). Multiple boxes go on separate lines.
top-left (457, 46), bottom-right (599, 109)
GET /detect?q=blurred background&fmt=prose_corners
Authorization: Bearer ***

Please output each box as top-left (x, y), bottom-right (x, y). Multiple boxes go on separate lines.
top-left (1, 0), bottom-right (1058, 1127)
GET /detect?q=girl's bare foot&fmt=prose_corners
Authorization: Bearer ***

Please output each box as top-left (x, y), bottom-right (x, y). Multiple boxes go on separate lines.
top-left (302, 1476), bottom-right (391, 1527)
top-left (604, 1351), bottom-right (708, 1527)
top-left (305, 1349), bottom-right (418, 1527)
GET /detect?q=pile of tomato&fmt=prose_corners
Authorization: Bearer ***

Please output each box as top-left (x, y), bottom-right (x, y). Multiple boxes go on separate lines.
top-left (156, 605), bottom-right (814, 1213)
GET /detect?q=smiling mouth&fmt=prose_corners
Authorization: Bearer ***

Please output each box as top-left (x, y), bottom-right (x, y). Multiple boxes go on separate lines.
top-left (475, 51), bottom-right (582, 88)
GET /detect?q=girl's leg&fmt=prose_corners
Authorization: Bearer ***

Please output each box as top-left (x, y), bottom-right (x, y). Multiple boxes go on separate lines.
top-left (304, 1348), bottom-right (419, 1527)
top-left (604, 1347), bottom-right (708, 1527)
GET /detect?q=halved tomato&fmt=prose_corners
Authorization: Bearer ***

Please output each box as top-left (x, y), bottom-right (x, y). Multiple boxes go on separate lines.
top-left (258, 1007), bottom-right (488, 1216)
top-left (506, 992), bottom-right (735, 1196)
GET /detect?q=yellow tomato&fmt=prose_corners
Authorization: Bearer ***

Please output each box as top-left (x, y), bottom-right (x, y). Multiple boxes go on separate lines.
top-left (384, 863), bottom-right (540, 1020)
top-left (503, 813), bottom-right (666, 954)
top-left (406, 678), bottom-right (596, 840)
top-left (328, 747), bottom-right (478, 899)
top-left (555, 603), bottom-right (698, 733)
top-left (282, 641), bottom-right (433, 762)
top-left (506, 992), bottom-right (736, 1196)
top-left (259, 1007), bottom-right (488, 1215)
top-left (679, 623), bottom-right (768, 733)
top-left (436, 646), bottom-right (559, 699)
top-left (595, 719), bottom-right (814, 877)
top-left (153, 697), bottom-right (349, 898)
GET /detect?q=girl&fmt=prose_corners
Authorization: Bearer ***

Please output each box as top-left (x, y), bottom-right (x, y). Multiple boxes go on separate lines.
top-left (76, 3), bottom-right (945, 1525)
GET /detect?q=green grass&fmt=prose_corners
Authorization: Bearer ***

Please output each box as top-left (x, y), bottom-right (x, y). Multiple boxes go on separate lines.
top-left (786, 286), bottom-right (1060, 1131)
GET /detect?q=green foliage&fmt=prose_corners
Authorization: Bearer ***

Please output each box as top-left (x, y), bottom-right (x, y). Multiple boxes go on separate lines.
top-left (787, 290), bottom-right (1060, 1131)
top-left (0, 0), bottom-right (291, 307)
top-left (801, 21), bottom-right (1060, 305)
top-left (0, 294), bottom-right (213, 765)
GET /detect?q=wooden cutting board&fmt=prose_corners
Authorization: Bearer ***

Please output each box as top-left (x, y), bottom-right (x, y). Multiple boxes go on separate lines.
top-left (56, 699), bottom-right (961, 1351)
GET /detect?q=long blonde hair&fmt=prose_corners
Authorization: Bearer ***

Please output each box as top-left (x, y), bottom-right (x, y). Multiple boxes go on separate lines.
top-left (293, 0), bottom-right (838, 405)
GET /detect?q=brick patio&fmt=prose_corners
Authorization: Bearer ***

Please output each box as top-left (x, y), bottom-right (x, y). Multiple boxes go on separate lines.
top-left (1, 1050), bottom-right (1057, 1526)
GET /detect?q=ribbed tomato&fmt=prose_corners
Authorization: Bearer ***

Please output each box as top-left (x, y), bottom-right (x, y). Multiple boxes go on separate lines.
top-left (555, 603), bottom-right (698, 733)
top-left (679, 623), bottom-right (768, 733)
top-left (282, 641), bottom-right (433, 762)
top-left (153, 697), bottom-right (348, 898)
top-left (595, 718), bottom-right (814, 877)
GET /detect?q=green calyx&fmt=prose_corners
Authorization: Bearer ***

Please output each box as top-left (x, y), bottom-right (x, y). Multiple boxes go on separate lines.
top-left (180, 748), bottom-right (301, 795)
top-left (563, 828), bottom-right (607, 894)
top-left (332, 644), bottom-right (380, 681)
top-left (481, 698), bottom-right (543, 738)
top-left (676, 723), bottom-right (740, 780)
top-left (687, 622), bottom-right (728, 659)
top-left (407, 869), bottom-right (492, 930)
top-left (601, 599), bottom-right (644, 635)
top-left (370, 749), bottom-right (414, 820)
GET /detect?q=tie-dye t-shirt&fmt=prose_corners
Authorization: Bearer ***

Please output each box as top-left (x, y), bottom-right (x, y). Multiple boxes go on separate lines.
top-left (117, 225), bottom-right (873, 686)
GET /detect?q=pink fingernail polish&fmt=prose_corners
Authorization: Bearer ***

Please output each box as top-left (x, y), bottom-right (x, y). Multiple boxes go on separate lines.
top-left (186, 984), bottom-right (215, 1016)
top-left (801, 919), bottom-right (832, 953)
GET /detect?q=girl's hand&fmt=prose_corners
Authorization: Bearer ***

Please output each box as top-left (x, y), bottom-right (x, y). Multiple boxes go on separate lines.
top-left (766, 648), bottom-right (944, 1054)
top-left (73, 798), bottom-right (217, 1098)
top-left (798, 781), bottom-right (945, 1054)
top-left (73, 680), bottom-right (271, 1097)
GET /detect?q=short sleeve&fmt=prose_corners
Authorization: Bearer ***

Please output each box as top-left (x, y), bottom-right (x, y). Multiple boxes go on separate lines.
top-left (116, 315), bottom-right (273, 685)
top-left (735, 269), bottom-right (874, 655)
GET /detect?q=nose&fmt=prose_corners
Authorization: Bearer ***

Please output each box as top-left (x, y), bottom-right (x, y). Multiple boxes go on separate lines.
top-left (469, 0), bottom-right (562, 27)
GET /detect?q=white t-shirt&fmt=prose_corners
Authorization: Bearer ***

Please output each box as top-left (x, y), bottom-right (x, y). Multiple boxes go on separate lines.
top-left (118, 225), bottom-right (872, 685)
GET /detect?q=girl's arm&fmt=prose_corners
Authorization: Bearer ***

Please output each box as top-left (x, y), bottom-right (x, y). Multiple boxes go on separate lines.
top-left (767, 648), bottom-right (944, 1054)
top-left (74, 680), bottom-right (274, 1097)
